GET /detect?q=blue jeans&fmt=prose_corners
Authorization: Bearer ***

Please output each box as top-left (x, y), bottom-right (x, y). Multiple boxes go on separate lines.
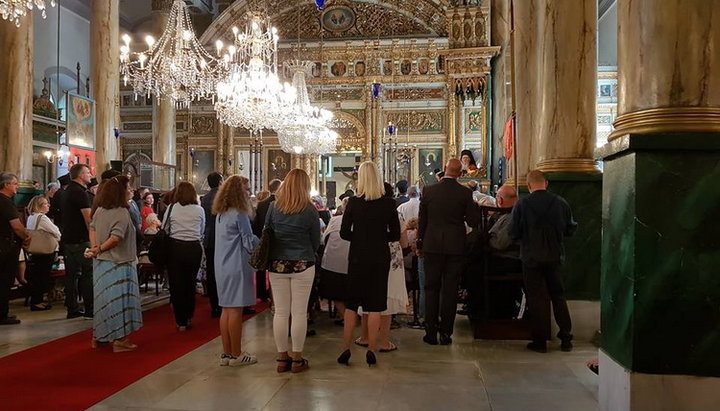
top-left (418, 257), bottom-right (426, 319)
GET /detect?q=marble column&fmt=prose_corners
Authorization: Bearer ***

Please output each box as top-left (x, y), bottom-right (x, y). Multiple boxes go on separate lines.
top-left (91, 0), bottom-right (120, 172)
top-left (225, 125), bottom-right (234, 175)
top-left (447, 85), bottom-right (458, 158)
top-left (0, 13), bottom-right (33, 181)
top-left (534, 0), bottom-right (599, 173)
top-left (506, 0), bottom-right (539, 186)
top-left (490, 0), bottom-right (511, 183)
top-left (151, 0), bottom-right (176, 165)
top-left (216, 122), bottom-right (225, 174)
top-left (599, 1), bottom-right (720, 410)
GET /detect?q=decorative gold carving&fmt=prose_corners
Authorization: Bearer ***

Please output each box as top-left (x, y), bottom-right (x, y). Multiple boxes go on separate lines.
top-left (123, 122), bottom-right (152, 131)
top-left (386, 110), bottom-right (446, 133)
top-left (467, 111), bottom-right (483, 133)
top-left (386, 88), bottom-right (446, 100)
top-left (536, 158), bottom-right (602, 174)
top-left (191, 116), bottom-right (217, 135)
top-left (446, 5), bottom-right (490, 49)
top-left (330, 111), bottom-right (366, 151)
top-left (33, 78), bottom-right (57, 118)
top-left (311, 88), bottom-right (364, 102)
top-left (609, 107), bottom-right (720, 141)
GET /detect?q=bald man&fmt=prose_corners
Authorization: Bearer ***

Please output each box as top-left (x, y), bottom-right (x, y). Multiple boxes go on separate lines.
top-left (418, 158), bottom-right (480, 345)
top-left (510, 170), bottom-right (577, 353)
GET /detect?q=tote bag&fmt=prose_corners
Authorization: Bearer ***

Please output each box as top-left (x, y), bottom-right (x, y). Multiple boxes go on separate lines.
top-left (27, 215), bottom-right (58, 255)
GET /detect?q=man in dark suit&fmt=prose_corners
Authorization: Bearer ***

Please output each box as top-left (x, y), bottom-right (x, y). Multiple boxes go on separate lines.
top-left (200, 172), bottom-right (223, 317)
top-left (252, 178), bottom-right (282, 302)
top-left (418, 158), bottom-right (479, 345)
top-left (395, 180), bottom-right (409, 207)
top-left (511, 170), bottom-right (577, 353)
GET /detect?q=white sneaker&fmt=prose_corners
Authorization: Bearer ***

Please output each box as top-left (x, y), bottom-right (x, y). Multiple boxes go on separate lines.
top-left (228, 352), bottom-right (257, 366)
top-left (220, 353), bottom-right (232, 366)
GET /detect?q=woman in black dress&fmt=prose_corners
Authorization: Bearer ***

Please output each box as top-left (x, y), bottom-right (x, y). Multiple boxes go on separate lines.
top-left (338, 161), bottom-right (401, 366)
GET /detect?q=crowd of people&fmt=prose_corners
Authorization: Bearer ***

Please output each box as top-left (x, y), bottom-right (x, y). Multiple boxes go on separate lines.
top-left (0, 157), bottom-right (577, 369)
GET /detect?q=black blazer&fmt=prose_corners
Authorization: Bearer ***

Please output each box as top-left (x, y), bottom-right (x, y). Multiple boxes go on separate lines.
top-left (340, 196), bottom-right (401, 264)
top-left (252, 194), bottom-right (276, 237)
top-left (418, 178), bottom-right (480, 255)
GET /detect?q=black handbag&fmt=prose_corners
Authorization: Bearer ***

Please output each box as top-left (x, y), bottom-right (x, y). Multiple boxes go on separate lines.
top-left (148, 203), bottom-right (174, 266)
top-left (249, 205), bottom-right (274, 270)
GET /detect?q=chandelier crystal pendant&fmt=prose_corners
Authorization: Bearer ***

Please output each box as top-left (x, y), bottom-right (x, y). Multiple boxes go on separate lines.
top-left (214, 15), bottom-right (296, 133)
top-left (0, 0), bottom-right (55, 27)
top-left (119, 0), bottom-right (220, 107)
top-left (277, 60), bottom-right (336, 155)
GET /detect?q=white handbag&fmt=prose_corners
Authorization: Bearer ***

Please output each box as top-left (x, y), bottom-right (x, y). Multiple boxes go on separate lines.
top-left (27, 215), bottom-right (58, 255)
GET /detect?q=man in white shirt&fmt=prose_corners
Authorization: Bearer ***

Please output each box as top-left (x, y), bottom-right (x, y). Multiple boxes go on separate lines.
top-left (397, 185), bottom-right (420, 225)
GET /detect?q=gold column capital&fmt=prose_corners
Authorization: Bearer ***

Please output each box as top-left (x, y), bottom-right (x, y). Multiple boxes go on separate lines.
top-left (609, 107), bottom-right (720, 141)
top-left (536, 158), bottom-right (601, 174)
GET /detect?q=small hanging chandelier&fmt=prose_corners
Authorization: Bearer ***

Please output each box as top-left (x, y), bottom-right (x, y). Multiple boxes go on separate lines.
top-left (214, 14), bottom-right (297, 133)
top-left (0, 0), bottom-right (55, 27)
top-left (119, 0), bottom-right (221, 107)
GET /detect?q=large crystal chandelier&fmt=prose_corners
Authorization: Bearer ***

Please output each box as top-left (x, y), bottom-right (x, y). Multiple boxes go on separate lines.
top-left (215, 15), bottom-right (296, 133)
top-left (119, 0), bottom-right (220, 107)
top-left (1, 0), bottom-right (55, 27)
top-left (277, 61), bottom-right (336, 155)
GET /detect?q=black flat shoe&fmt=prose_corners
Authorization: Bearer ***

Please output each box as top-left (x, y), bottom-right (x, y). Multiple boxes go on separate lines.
top-left (423, 334), bottom-right (438, 345)
top-left (337, 349), bottom-right (351, 365)
top-left (439, 333), bottom-right (452, 345)
top-left (366, 350), bottom-right (377, 367)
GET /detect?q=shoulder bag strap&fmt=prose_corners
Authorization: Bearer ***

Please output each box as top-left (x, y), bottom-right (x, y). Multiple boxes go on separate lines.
top-left (33, 214), bottom-right (42, 230)
top-left (164, 203), bottom-right (175, 235)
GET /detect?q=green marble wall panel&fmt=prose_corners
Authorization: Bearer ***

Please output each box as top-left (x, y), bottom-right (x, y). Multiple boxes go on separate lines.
top-left (601, 134), bottom-right (720, 377)
top-left (545, 173), bottom-right (602, 301)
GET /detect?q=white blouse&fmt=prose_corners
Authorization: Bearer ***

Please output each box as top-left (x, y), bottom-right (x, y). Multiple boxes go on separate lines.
top-left (26, 213), bottom-right (61, 240)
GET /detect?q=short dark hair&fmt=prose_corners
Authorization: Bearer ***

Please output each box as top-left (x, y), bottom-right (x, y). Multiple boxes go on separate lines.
top-left (207, 172), bottom-right (223, 189)
top-left (174, 182), bottom-right (198, 206)
top-left (395, 180), bottom-right (408, 194)
top-left (383, 182), bottom-right (394, 198)
top-left (92, 175), bottom-right (130, 215)
top-left (70, 164), bottom-right (90, 179)
top-left (101, 169), bottom-right (122, 181)
top-left (268, 179), bottom-right (282, 193)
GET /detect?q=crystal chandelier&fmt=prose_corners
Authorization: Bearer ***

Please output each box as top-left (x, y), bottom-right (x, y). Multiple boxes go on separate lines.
top-left (277, 60), bottom-right (336, 155)
top-left (119, 0), bottom-right (220, 107)
top-left (0, 0), bottom-right (55, 27)
top-left (214, 15), bottom-right (296, 133)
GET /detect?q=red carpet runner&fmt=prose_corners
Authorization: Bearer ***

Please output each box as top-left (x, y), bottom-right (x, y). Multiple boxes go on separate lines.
top-left (0, 296), bottom-right (267, 410)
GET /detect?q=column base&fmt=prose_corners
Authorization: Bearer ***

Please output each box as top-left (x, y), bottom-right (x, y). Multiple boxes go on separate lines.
top-left (600, 350), bottom-right (720, 411)
top-left (536, 157), bottom-right (601, 173)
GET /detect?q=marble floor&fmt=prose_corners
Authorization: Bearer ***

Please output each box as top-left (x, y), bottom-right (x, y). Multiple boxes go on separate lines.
top-left (2, 299), bottom-right (599, 411)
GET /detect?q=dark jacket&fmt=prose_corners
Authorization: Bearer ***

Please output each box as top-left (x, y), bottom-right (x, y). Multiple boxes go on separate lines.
top-left (340, 196), bottom-right (401, 264)
top-left (252, 194), bottom-right (276, 237)
top-left (200, 187), bottom-right (219, 249)
top-left (395, 195), bottom-right (409, 208)
top-left (266, 202), bottom-right (321, 262)
top-left (418, 177), bottom-right (479, 255)
top-left (510, 189), bottom-right (577, 266)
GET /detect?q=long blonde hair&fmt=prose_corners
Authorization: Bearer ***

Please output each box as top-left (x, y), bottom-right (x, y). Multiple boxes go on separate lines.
top-left (356, 161), bottom-right (383, 201)
top-left (212, 175), bottom-right (252, 215)
top-left (275, 169), bottom-right (311, 214)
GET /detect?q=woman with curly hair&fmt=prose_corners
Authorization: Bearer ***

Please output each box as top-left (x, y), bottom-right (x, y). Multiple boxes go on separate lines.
top-left (212, 175), bottom-right (259, 366)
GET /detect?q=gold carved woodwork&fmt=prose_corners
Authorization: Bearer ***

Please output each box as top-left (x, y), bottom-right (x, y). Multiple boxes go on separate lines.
top-left (33, 78), bottom-right (57, 118)
top-left (330, 111), bottom-right (366, 151)
top-left (446, 5), bottom-right (490, 49)
top-left (386, 88), bottom-right (446, 100)
top-left (191, 116), bottom-right (217, 135)
top-left (385, 110), bottom-right (446, 134)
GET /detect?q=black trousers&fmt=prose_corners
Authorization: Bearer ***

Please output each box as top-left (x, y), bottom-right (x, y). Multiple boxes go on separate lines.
top-left (0, 245), bottom-right (19, 319)
top-left (28, 253), bottom-right (55, 305)
top-left (204, 247), bottom-right (220, 313)
top-left (167, 239), bottom-right (202, 326)
top-left (522, 262), bottom-right (572, 342)
top-left (63, 242), bottom-right (93, 314)
top-left (424, 252), bottom-right (465, 337)
top-left (256, 270), bottom-right (269, 301)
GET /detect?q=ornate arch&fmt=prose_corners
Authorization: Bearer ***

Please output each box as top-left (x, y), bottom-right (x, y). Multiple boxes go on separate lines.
top-left (200, 0), bottom-right (450, 46)
top-left (330, 110), bottom-right (366, 152)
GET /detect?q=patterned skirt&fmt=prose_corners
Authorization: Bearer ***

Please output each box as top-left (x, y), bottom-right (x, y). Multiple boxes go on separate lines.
top-left (93, 260), bottom-right (143, 342)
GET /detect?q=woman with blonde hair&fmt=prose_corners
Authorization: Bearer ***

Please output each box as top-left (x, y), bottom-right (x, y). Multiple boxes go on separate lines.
top-left (264, 169), bottom-right (320, 373)
top-left (25, 196), bottom-right (61, 311)
top-left (338, 161), bottom-right (401, 366)
top-left (213, 175), bottom-right (259, 366)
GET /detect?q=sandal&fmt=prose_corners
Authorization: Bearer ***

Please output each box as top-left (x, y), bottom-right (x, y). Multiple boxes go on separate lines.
top-left (379, 342), bottom-right (398, 353)
top-left (291, 358), bottom-right (309, 373)
top-left (354, 337), bottom-right (369, 347)
top-left (276, 358), bottom-right (292, 373)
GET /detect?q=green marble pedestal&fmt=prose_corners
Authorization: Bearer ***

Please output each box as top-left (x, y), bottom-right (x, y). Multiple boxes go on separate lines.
top-left (598, 132), bottom-right (720, 410)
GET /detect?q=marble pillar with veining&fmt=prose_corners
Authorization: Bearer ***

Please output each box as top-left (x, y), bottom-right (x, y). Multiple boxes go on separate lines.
top-left (225, 124), bottom-right (234, 175)
top-left (91, 0), bottom-right (120, 172)
top-left (490, 0), bottom-right (511, 183)
top-left (151, 4), bottom-right (176, 165)
top-left (508, 0), bottom-right (539, 185)
top-left (0, 13), bottom-right (34, 181)
top-left (612, 0), bottom-right (720, 138)
top-left (534, 0), bottom-right (599, 173)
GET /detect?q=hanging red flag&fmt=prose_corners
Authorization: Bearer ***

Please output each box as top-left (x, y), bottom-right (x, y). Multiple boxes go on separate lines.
top-left (503, 115), bottom-right (514, 159)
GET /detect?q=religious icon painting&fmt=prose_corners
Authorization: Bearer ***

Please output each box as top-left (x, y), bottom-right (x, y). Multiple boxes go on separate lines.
top-left (268, 149), bottom-right (291, 182)
top-left (331, 61), bottom-right (347, 77)
top-left (312, 62), bottom-right (322, 77)
top-left (66, 93), bottom-right (96, 149)
top-left (418, 58), bottom-right (429, 75)
top-left (321, 6), bottom-right (356, 33)
top-left (355, 61), bottom-right (366, 76)
top-left (401, 59), bottom-right (412, 75)
top-left (418, 148), bottom-right (443, 185)
top-left (383, 60), bottom-right (393, 75)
